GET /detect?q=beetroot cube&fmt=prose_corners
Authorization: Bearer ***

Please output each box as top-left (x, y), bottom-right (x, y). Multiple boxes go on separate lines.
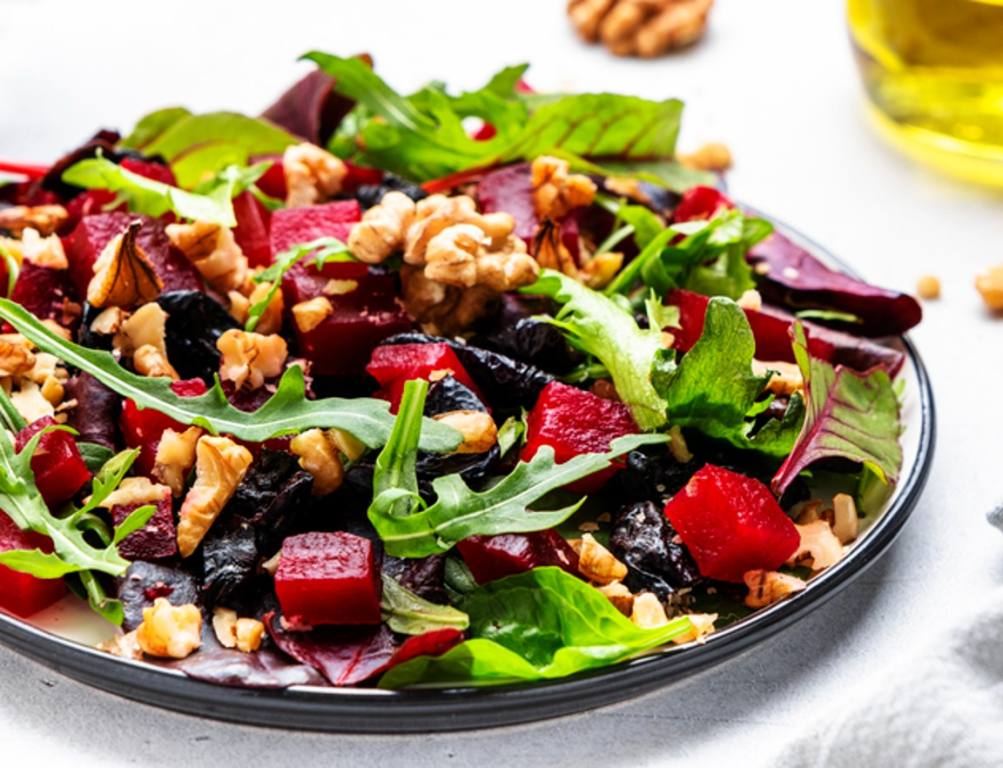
top-left (119, 157), bottom-right (176, 186)
top-left (10, 262), bottom-right (75, 326)
top-left (663, 464), bottom-right (800, 583)
top-left (252, 154), bottom-right (288, 200)
top-left (15, 416), bottom-right (91, 507)
top-left (120, 378), bottom-right (208, 476)
top-left (269, 200), bottom-right (361, 256)
top-left (0, 511), bottom-right (66, 617)
top-left (520, 381), bottom-right (638, 493)
top-left (366, 343), bottom-right (481, 411)
top-left (457, 530), bottom-right (580, 584)
top-left (110, 493), bottom-right (177, 561)
top-left (232, 190), bottom-right (272, 268)
top-left (275, 532), bottom-right (382, 626)
top-left (671, 185), bottom-right (734, 223)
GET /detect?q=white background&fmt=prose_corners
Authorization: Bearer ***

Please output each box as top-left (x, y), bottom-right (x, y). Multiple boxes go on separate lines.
top-left (1, 0), bottom-right (1002, 765)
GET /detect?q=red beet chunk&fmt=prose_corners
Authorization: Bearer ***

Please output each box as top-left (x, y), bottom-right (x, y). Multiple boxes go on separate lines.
top-left (457, 530), bottom-right (580, 584)
top-left (0, 510), bottom-right (66, 617)
top-left (110, 494), bottom-right (177, 561)
top-left (477, 163), bottom-right (537, 243)
top-left (672, 185), bottom-right (734, 223)
top-left (366, 343), bottom-right (480, 411)
top-left (252, 155), bottom-right (288, 200)
top-left (10, 262), bottom-right (75, 326)
top-left (232, 190), bottom-right (273, 268)
top-left (341, 161), bottom-right (383, 193)
top-left (120, 157), bottom-right (177, 186)
top-left (120, 378), bottom-right (207, 476)
top-left (520, 380), bottom-right (638, 493)
top-left (15, 416), bottom-right (91, 507)
top-left (663, 464), bottom-right (800, 583)
top-left (665, 288), bottom-right (905, 376)
top-left (269, 200), bottom-right (361, 256)
top-left (275, 532), bottom-right (382, 626)
top-left (64, 212), bottom-right (202, 299)
top-left (63, 189), bottom-right (119, 230)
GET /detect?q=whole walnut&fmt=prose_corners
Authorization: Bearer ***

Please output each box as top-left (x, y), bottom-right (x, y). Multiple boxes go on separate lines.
top-left (568, 0), bottom-right (714, 58)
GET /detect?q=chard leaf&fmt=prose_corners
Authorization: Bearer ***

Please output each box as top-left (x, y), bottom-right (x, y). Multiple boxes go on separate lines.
top-left (120, 107), bottom-right (193, 151)
top-left (0, 299), bottom-right (461, 452)
top-left (598, 158), bottom-right (714, 192)
top-left (61, 156), bottom-right (236, 227)
top-left (771, 324), bottom-right (902, 494)
top-left (522, 269), bottom-right (668, 430)
top-left (381, 573), bottom-right (470, 635)
top-left (380, 567), bottom-right (694, 688)
top-left (369, 380), bottom-right (667, 558)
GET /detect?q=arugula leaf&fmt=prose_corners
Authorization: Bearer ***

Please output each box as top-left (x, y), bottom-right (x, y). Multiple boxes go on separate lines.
top-left (111, 505), bottom-right (157, 546)
top-left (496, 413), bottom-right (527, 457)
top-left (771, 324), bottom-right (902, 494)
top-left (381, 573), bottom-right (470, 635)
top-left (380, 567), bottom-right (694, 688)
top-left (522, 269), bottom-right (669, 430)
top-left (369, 380), bottom-right (666, 558)
top-left (0, 298), bottom-right (460, 452)
top-left (61, 156), bottom-right (236, 227)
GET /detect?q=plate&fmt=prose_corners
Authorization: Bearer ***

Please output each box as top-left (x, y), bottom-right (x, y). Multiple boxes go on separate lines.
top-left (0, 215), bottom-right (936, 733)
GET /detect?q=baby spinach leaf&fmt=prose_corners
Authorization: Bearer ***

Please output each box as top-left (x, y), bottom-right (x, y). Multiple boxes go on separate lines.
top-left (771, 324), bottom-right (902, 494)
top-left (381, 573), bottom-right (470, 635)
top-left (380, 567), bottom-right (694, 688)
top-left (0, 299), bottom-right (461, 452)
top-left (369, 380), bottom-right (667, 558)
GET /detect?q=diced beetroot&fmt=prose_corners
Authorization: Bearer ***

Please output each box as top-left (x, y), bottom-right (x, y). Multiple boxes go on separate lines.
top-left (15, 416), bottom-right (91, 507)
top-left (283, 261), bottom-right (412, 376)
top-left (10, 262), bottom-right (75, 327)
top-left (0, 510), bottom-right (66, 617)
top-left (672, 185), bottom-right (734, 223)
top-left (63, 189), bottom-right (119, 229)
top-left (663, 464), bottom-right (800, 583)
top-left (366, 343), bottom-right (481, 412)
top-left (387, 628), bottom-right (464, 669)
top-left (120, 378), bottom-right (208, 476)
top-left (665, 288), bottom-right (905, 376)
top-left (232, 190), bottom-right (272, 268)
top-left (119, 157), bottom-right (176, 186)
top-left (110, 494), bottom-right (177, 561)
top-left (64, 212), bottom-right (202, 299)
top-left (341, 161), bottom-right (383, 193)
top-left (520, 380), bottom-right (638, 493)
top-left (472, 122), bottom-right (497, 141)
top-left (457, 530), bottom-right (580, 584)
top-left (253, 155), bottom-right (288, 200)
top-left (477, 163), bottom-right (537, 244)
top-left (275, 532), bottom-right (382, 626)
top-left (269, 200), bottom-right (361, 256)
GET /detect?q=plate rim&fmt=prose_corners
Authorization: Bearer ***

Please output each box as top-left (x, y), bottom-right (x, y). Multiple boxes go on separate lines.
top-left (0, 215), bottom-right (936, 733)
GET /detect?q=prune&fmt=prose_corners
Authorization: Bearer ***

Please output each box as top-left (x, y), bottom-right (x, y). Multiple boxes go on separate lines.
top-left (382, 554), bottom-right (448, 604)
top-left (156, 290), bottom-right (240, 383)
top-left (77, 303), bottom-right (114, 351)
top-left (472, 295), bottom-right (579, 373)
top-left (202, 525), bottom-right (260, 606)
top-left (415, 446), bottom-right (501, 499)
top-left (354, 174), bottom-right (427, 209)
top-left (63, 373), bottom-right (119, 449)
top-left (424, 376), bottom-right (486, 416)
top-left (615, 449), bottom-right (701, 504)
top-left (609, 501), bottom-right (701, 599)
top-left (117, 561), bottom-right (200, 632)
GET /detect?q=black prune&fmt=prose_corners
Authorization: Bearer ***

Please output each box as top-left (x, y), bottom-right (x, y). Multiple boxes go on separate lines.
top-left (471, 295), bottom-right (579, 374)
top-left (117, 561), bottom-right (201, 632)
top-left (201, 524), bottom-right (260, 607)
top-left (615, 449), bottom-right (701, 504)
top-left (609, 501), bottom-right (702, 599)
top-left (76, 303), bottom-right (115, 351)
top-left (415, 446), bottom-right (500, 499)
top-left (63, 373), bottom-right (119, 449)
top-left (354, 174), bottom-right (427, 209)
top-left (425, 376), bottom-right (487, 416)
top-left (156, 290), bottom-right (239, 383)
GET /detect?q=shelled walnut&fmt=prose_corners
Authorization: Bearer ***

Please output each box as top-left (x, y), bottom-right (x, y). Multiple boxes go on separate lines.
top-left (568, 0), bottom-right (714, 58)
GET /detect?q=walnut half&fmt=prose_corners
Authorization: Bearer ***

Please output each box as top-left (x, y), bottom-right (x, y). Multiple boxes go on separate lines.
top-left (87, 221), bottom-right (163, 308)
top-left (568, 0), bottom-right (714, 58)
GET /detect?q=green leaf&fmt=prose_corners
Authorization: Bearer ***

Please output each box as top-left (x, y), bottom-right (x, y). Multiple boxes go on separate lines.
top-left (112, 505), bottom-right (157, 546)
top-left (0, 298), bottom-right (461, 452)
top-left (77, 442), bottom-right (115, 473)
top-left (79, 571), bottom-right (124, 626)
top-left (496, 413), bottom-right (527, 457)
top-left (61, 156), bottom-right (236, 227)
top-left (380, 567), bottom-right (694, 688)
top-left (772, 324), bottom-right (902, 494)
top-left (0, 242), bottom-right (19, 298)
top-left (0, 384), bottom-right (26, 432)
top-left (598, 158), bottom-right (715, 193)
top-left (120, 107), bottom-right (192, 151)
top-left (78, 449), bottom-right (140, 516)
top-left (380, 573), bottom-right (470, 635)
top-left (369, 381), bottom-right (667, 558)
top-left (193, 161), bottom-right (274, 200)
top-left (522, 269), bottom-right (668, 430)
top-left (0, 549), bottom-right (83, 579)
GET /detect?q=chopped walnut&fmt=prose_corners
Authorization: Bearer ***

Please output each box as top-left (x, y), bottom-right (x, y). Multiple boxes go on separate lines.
top-left (216, 328), bottom-right (288, 391)
top-left (90, 306), bottom-right (127, 336)
top-left (630, 591), bottom-right (670, 629)
top-left (743, 569), bottom-right (807, 608)
top-left (679, 142), bottom-right (733, 172)
top-left (916, 274), bottom-right (940, 300)
top-left (292, 296), bottom-right (333, 333)
top-left (670, 612), bottom-right (717, 644)
top-left (177, 436), bottom-right (253, 558)
top-left (530, 156), bottom-right (597, 220)
top-left (0, 335), bottom-right (36, 377)
top-left (831, 493), bottom-right (859, 544)
top-left (87, 221), bottom-right (163, 308)
top-left (597, 581), bottom-right (635, 615)
top-left (752, 359), bottom-right (804, 397)
top-left (115, 302), bottom-right (179, 379)
top-left (98, 476), bottom-right (171, 509)
top-left (166, 220), bottom-right (248, 294)
top-left (212, 607), bottom-right (265, 653)
top-left (787, 520), bottom-right (844, 571)
top-left (569, 0), bottom-right (714, 58)
top-left (348, 191), bottom-right (417, 264)
top-left (97, 630), bottom-right (143, 660)
top-left (132, 344), bottom-right (177, 379)
top-left (290, 428), bottom-right (345, 496)
top-left (581, 250), bottom-right (624, 289)
top-left (976, 265), bottom-right (1003, 310)
top-left (432, 410), bottom-right (499, 455)
top-left (401, 266), bottom-right (499, 336)
top-left (0, 204), bottom-right (68, 237)
top-left (283, 142), bottom-right (347, 208)
top-left (18, 227), bottom-right (68, 269)
top-left (10, 380), bottom-right (55, 422)
top-left (329, 428), bottom-right (366, 462)
top-left (135, 598), bottom-right (202, 659)
top-left (247, 280), bottom-right (285, 335)
top-left (532, 219), bottom-right (579, 279)
top-left (153, 426), bottom-right (203, 497)
top-left (736, 288), bottom-right (762, 312)
top-left (793, 499), bottom-right (824, 524)
top-left (574, 533), bottom-right (629, 585)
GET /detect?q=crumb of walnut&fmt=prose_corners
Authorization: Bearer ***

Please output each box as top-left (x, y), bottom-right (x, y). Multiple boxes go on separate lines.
top-left (630, 591), bottom-right (670, 629)
top-left (530, 155), bottom-right (597, 220)
top-left (679, 142), bottom-right (733, 172)
top-left (786, 520), bottom-right (844, 571)
top-left (743, 570), bottom-right (806, 608)
top-left (212, 607), bottom-right (265, 653)
top-left (292, 296), bottom-right (334, 333)
top-left (18, 227), bottom-right (68, 269)
top-left (348, 191), bottom-right (417, 264)
top-left (670, 612), bottom-right (717, 644)
top-left (752, 359), bottom-right (804, 397)
top-left (87, 221), bottom-right (163, 308)
top-left (574, 533), bottom-right (629, 585)
top-left (166, 220), bottom-right (248, 294)
top-left (401, 266), bottom-right (500, 336)
top-left (569, 0), bottom-right (714, 58)
top-left (0, 204), bottom-right (68, 237)
top-left (153, 426), bottom-right (203, 497)
top-left (98, 476), bottom-right (171, 509)
top-left (118, 303), bottom-right (179, 379)
top-left (432, 410), bottom-right (498, 454)
top-left (283, 142), bottom-right (347, 208)
top-left (216, 328), bottom-right (288, 391)
top-left (0, 334), bottom-right (36, 377)
top-left (290, 428), bottom-right (345, 496)
top-left (597, 581), bottom-right (635, 615)
top-left (136, 598), bottom-right (202, 659)
top-left (916, 274), bottom-right (940, 300)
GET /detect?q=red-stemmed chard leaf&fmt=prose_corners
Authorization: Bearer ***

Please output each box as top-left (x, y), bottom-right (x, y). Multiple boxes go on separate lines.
top-left (261, 67), bottom-right (358, 146)
top-left (771, 324), bottom-right (903, 495)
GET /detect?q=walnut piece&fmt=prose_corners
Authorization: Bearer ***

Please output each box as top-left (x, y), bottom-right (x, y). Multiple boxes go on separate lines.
top-left (432, 410), bottom-right (498, 454)
top-left (0, 335), bottom-right (36, 377)
top-left (135, 598), bottom-right (202, 659)
top-left (283, 142), bottom-right (347, 208)
top-left (530, 156), bottom-right (596, 220)
top-left (216, 328), bottom-right (288, 391)
top-left (679, 142), bottom-right (733, 172)
top-left (289, 428), bottom-right (345, 496)
top-left (568, 0), bottom-right (714, 58)
top-left (348, 191), bottom-right (416, 264)
top-left (743, 569), bottom-right (807, 608)
top-left (212, 607), bottom-right (265, 653)
top-left (166, 220), bottom-right (248, 294)
top-left (292, 296), bottom-right (333, 333)
top-left (0, 204), bottom-right (68, 237)
top-left (831, 493), bottom-right (859, 544)
top-left (17, 227), bottom-right (68, 268)
top-left (916, 274), bottom-right (940, 300)
top-left (630, 591), bottom-right (670, 629)
top-left (153, 426), bottom-right (203, 497)
top-left (574, 533), bottom-right (629, 585)
top-left (597, 581), bottom-right (634, 615)
top-left (752, 359), bottom-right (804, 397)
top-left (670, 612), bottom-right (717, 644)
top-left (786, 520), bottom-right (844, 571)
top-left (97, 630), bottom-right (143, 660)
top-left (87, 221), bottom-right (163, 308)
top-left (98, 476), bottom-right (171, 509)
top-left (177, 436), bottom-right (253, 557)
top-left (976, 265), bottom-right (1003, 310)
top-left (117, 302), bottom-right (179, 379)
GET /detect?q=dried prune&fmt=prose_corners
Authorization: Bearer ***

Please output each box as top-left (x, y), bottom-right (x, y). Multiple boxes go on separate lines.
top-left (609, 501), bottom-right (701, 599)
top-left (117, 561), bottom-right (200, 632)
top-left (63, 373), bottom-right (119, 449)
top-left (354, 174), bottom-right (427, 209)
top-left (425, 376), bottom-right (487, 416)
top-left (615, 449), bottom-right (701, 504)
top-left (472, 295), bottom-right (580, 374)
top-left (156, 290), bottom-right (240, 383)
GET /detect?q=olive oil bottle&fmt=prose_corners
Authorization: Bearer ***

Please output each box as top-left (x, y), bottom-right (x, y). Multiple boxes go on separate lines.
top-left (848, 0), bottom-right (1003, 185)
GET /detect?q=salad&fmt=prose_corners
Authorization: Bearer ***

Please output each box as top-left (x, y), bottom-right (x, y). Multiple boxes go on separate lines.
top-left (0, 52), bottom-right (920, 690)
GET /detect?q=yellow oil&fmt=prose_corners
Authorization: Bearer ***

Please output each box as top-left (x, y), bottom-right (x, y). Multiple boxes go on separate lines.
top-left (848, 0), bottom-right (1003, 186)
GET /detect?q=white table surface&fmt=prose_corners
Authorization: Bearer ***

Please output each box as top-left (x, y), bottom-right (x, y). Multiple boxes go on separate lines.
top-left (2, 0), bottom-right (1002, 765)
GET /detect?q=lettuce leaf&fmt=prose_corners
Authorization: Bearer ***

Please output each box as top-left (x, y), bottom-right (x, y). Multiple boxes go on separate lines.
top-left (771, 324), bottom-right (902, 494)
top-left (380, 567), bottom-right (694, 688)
top-left (380, 574), bottom-right (469, 635)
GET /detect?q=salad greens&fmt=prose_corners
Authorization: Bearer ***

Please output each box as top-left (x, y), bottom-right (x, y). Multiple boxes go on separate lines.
top-left (381, 574), bottom-right (470, 635)
top-left (368, 380), bottom-right (666, 557)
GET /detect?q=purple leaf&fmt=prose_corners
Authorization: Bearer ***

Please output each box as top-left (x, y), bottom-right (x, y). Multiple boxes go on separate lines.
top-left (177, 646), bottom-right (326, 689)
top-left (262, 69), bottom-right (356, 146)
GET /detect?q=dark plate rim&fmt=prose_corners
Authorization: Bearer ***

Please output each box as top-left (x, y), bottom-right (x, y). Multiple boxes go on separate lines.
top-left (0, 215), bottom-right (936, 733)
